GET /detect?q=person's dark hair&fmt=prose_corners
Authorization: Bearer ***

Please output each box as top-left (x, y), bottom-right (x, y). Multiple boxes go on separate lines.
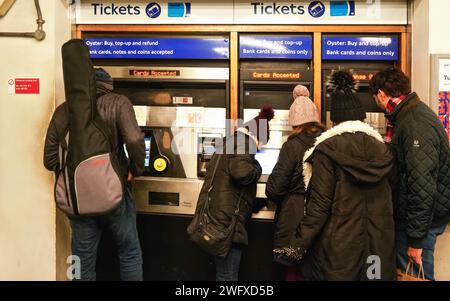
top-left (369, 67), bottom-right (411, 98)
top-left (288, 122), bottom-right (325, 140)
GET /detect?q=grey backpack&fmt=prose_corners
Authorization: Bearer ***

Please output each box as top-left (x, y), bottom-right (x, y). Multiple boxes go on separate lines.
top-left (54, 39), bottom-right (125, 216)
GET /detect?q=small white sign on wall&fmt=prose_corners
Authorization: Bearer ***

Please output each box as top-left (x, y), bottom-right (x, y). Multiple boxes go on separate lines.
top-left (439, 59), bottom-right (450, 92)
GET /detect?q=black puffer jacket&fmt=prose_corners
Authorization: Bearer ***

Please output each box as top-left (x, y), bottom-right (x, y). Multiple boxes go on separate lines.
top-left (266, 130), bottom-right (322, 250)
top-left (291, 121), bottom-right (396, 281)
top-left (386, 93), bottom-right (450, 248)
top-left (196, 129), bottom-right (262, 245)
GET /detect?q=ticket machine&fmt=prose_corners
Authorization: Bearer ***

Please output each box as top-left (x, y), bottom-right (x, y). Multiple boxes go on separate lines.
top-left (85, 34), bottom-right (230, 215)
top-left (240, 63), bottom-right (314, 180)
top-left (239, 34), bottom-right (314, 206)
top-left (85, 34), bottom-right (234, 280)
top-left (234, 34), bottom-right (314, 280)
top-left (321, 35), bottom-right (400, 135)
top-left (101, 65), bottom-right (229, 214)
top-left (101, 65), bottom-right (230, 279)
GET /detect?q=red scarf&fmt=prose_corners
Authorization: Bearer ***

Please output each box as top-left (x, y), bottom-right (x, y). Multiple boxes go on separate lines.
top-left (385, 94), bottom-right (407, 144)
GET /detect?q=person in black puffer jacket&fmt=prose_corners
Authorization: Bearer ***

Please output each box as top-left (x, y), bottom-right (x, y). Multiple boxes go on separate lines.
top-left (369, 68), bottom-right (450, 280)
top-left (194, 105), bottom-right (274, 281)
top-left (274, 71), bottom-right (396, 281)
top-left (266, 85), bottom-right (324, 280)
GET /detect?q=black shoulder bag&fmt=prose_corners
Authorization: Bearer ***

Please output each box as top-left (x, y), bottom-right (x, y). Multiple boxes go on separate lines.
top-left (187, 155), bottom-right (242, 258)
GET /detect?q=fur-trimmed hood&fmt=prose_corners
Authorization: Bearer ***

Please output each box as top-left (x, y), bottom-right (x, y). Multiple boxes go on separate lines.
top-left (302, 120), bottom-right (392, 188)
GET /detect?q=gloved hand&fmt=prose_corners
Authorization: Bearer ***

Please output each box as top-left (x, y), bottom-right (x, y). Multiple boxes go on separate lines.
top-left (273, 246), bottom-right (305, 267)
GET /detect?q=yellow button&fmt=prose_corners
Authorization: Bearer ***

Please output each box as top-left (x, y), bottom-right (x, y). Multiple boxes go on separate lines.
top-left (153, 158), bottom-right (167, 172)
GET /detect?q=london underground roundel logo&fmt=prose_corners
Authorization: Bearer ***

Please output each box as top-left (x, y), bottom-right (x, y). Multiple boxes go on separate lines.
top-left (308, 1), bottom-right (326, 18)
top-left (146, 3), bottom-right (161, 19)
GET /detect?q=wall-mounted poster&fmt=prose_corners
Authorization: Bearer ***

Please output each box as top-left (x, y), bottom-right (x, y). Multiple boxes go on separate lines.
top-left (431, 55), bottom-right (450, 143)
top-left (438, 92), bottom-right (450, 143)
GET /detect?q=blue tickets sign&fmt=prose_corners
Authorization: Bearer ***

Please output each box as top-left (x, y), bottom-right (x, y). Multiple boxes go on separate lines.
top-left (85, 37), bottom-right (229, 59)
top-left (322, 36), bottom-right (399, 61)
top-left (239, 35), bottom-right (313, 59)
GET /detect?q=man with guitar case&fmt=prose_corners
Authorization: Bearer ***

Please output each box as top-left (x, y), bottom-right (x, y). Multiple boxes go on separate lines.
top-left (44, 39), bottom-right (145, 281)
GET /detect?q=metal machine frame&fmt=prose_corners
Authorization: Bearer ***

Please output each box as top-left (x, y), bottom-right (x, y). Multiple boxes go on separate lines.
top-left (97, 65), bottom-right (230, 217)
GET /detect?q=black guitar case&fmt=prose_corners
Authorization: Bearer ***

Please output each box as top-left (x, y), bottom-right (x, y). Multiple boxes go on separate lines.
top-left (54, 39), bottom-right (124, 216)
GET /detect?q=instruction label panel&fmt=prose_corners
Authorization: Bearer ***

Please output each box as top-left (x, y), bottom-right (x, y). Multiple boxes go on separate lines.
top-left (239, 35), bottom-right (313, 59)
top-left (85, 37), bottom-right (229, 59)
top-left (322, 36), bottom-right (399, 61)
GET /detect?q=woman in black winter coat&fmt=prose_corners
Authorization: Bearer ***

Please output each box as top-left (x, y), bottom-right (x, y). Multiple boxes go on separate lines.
top-left (266, 85), bottom-right (324, 280)
top-left (194, 106), bottom-right (275, 281)
top-left (274, 71), bottom-right (396, 281)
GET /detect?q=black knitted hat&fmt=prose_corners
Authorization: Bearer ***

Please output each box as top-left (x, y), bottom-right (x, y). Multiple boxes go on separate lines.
top-left (94, 67), bottom-right (113, 85)
top-left (329, 71), bottom-right (366, 123)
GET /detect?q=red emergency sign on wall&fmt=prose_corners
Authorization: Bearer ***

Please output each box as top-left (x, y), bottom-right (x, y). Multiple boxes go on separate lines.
top-left (13, 78), bottom-right (40, 94)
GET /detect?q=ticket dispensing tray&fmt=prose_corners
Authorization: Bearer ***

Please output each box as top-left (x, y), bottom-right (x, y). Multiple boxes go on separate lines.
top-left (133, 178), bottom-right (275, 219)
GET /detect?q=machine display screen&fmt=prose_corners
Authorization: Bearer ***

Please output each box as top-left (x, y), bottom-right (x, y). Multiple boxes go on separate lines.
top-left (255, 149), bottom-right (280, 175)
top-left (144, 137), bottom-right (151, 168)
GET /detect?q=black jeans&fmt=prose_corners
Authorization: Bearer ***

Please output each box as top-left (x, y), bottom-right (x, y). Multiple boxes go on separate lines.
top-left (69, 187), bottom-right (143, 281)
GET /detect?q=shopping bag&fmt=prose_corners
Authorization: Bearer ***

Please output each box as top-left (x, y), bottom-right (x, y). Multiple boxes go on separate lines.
top-left (397, 261), bottom-right (429, 281)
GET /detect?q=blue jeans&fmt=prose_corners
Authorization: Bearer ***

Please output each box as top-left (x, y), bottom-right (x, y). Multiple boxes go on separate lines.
top-left (69, 187), bottom-right (143, 281)
top-left (396, 224), bottom-right (447, 280)
top-left (215, 246), bottom-right (242, 281)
